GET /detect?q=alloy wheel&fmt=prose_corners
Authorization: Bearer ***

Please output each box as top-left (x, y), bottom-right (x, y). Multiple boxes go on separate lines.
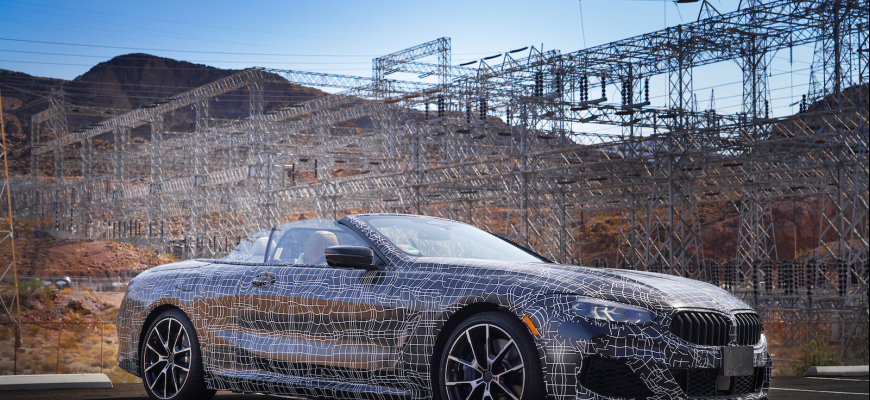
top-left (444, 323), bottom-right (525, 400)
top-left (143, 317), bottom-right (191, 399)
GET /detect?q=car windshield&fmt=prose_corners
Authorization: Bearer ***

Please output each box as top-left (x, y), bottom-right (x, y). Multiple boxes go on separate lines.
top-left (358, 215), bottom-right (546, 263)
top-left (224, 229), bottom-right (271, 263)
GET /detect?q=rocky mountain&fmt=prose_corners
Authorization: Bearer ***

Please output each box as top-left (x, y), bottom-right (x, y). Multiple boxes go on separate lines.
top-left (1, 53), bottom-right (327, 174)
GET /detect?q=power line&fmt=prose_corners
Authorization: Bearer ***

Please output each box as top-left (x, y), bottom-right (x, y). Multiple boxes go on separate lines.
top-left (0, 59), bottom-right (374, 74)
top-left (0, 38), bottom-right (376, 57)
top-left (0, 15), bottom-right (387, 58)
top-left (1, 89), bottom-right (326, 110)
top-left (0, 0), bottom-right (399, 47)
top-left (578, 0), bottom-right (587, 49)
top-left (0, 50), bottom-right (373, 65)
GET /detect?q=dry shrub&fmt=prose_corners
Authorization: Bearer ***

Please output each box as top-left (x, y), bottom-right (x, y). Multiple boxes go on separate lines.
top-left (59, 336), bottom-right (78, 350)
top-left (24, 325), bottom-right (41, 337)
top-left (0, 321), bottom-right (140, 383)
top-left (39, 360), bottom-right (55, 372)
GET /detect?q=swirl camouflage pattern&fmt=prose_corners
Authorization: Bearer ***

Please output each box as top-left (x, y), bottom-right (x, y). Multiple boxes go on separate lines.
top-left (117, 213), bottom-right (770, 400)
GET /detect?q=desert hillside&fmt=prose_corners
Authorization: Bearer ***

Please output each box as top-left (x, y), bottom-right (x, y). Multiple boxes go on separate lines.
top-left (577, 195), bottom-right (835, 267)
top-left (1, 53), bottom-right (327, 174)
top-left (0, 222), bottom-right (176, 278)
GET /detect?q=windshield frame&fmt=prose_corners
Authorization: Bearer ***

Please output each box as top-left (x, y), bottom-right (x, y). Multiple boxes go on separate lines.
top-left (487, 232), bottom-right (553, 263)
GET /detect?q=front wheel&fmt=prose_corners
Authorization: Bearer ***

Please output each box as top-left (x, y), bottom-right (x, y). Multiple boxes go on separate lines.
top-left (439, 311), bottom-right (545, 400)
top-left (140, 309), bottom-right (215, 400)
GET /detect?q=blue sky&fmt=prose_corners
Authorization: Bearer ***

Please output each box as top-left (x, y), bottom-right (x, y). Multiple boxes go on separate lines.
top-left (1, 0), bottom-right (826, 125)
top-left (1, 0), bottom-right (734, 80)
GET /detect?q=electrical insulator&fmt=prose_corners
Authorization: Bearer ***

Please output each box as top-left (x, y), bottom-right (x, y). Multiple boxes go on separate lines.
top-left (479, 98), bottom-right (487, 121)
top-left (622, 79), bottom-right (628, 105)
top-left (584, 75), bottom-right (589, 101)
top-left (466, 103), bottom-right (471, 124)
top-left (645, 78), bottom-right (650, 103)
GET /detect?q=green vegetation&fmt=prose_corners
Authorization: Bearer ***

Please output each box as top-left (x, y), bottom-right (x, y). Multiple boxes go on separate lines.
top-left (17, 276), bottom-right (53, 300)
top-left (779, 334), bottom-right (845, 376)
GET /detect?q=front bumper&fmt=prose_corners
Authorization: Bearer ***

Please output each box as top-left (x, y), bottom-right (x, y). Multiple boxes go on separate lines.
top-left (528, 307), bottom-right (770, 400)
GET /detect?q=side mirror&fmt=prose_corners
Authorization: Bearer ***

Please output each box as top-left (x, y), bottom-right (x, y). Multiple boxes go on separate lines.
top-left (325, 246), bottom-right (377, 270)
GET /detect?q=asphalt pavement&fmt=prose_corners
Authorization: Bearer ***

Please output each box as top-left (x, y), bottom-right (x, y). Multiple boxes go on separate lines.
top-left (769, 376), bottom-right (869, 399)
top-left (1, 377), bottom-right (867, 399)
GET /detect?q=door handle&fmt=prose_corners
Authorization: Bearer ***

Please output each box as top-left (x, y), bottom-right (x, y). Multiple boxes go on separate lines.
top-left (251, 273), bottom-right (276, 287)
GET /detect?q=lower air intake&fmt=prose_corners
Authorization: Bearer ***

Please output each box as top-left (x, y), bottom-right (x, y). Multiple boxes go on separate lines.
top-left (579, 356), bottom-right (654, 400)
top-left (671, 367), bottom-right (765, 397)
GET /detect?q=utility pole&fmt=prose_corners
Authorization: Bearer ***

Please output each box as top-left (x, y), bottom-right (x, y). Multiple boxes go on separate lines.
top-left (0, 86), bottom-right (23, 367)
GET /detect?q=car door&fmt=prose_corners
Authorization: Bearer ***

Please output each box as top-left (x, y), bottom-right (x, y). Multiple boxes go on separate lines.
top-left (233, 220), bottom-right (405, 388)
top-left (193, 229), bottom-right (271, 380)
top-left (288, 262), bottom-right (401, 379)
top-left (234, 262), bottom-right (300, 376)
top-left (194, 263), bottom-right (249, 377)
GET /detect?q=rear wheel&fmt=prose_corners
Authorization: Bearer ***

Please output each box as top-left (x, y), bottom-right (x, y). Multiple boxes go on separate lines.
top-left (439, 311), bottom-right (545, 400)
top-left (140, 309), bottom-right (215, 400)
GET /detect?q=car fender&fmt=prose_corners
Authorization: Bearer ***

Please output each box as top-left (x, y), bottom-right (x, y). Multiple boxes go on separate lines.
top-left (117, 270), bottom-right (200, 377)
top-left (396, 291), bottom-right (550, 395)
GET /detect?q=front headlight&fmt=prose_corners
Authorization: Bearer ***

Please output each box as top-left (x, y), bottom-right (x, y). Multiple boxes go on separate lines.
top-left (543, 296), bottom-right (654, 325)
top-left (569, 298), bottom-right (652, 324)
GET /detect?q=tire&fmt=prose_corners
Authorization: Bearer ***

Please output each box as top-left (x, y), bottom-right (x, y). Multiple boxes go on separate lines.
top-left (140, 309), bottom-right (216, 400)
top-left (438, 311), bottom-right (545, 400)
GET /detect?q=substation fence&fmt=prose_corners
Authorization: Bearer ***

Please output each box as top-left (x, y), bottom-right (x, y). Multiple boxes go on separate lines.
top-left (0, 319), bottom-right (115, 376)
top-left (106, 222), bottom-right (242, 260)
top-left (2, 0), bottom-right (868, 351)
top-left (699, 260), bottom-right (869, 301)
top-left (16, 275), bottom-right (129, 293)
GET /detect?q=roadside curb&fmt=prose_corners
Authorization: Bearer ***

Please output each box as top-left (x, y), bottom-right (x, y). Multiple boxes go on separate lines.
top-left (805, 365), bottom-right (870, 377)
top-left (0, 374), bottom-right (113, 391)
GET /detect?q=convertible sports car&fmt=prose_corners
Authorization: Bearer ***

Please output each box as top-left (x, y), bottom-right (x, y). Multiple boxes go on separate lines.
top-left (117, 214), bottom-right (770, 400)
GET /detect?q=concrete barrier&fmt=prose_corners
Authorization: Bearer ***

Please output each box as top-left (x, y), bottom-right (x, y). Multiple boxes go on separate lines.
top-left (0, 374), bottom-right (113, 390)
top-left (805, 365), bottom-right (870, 377)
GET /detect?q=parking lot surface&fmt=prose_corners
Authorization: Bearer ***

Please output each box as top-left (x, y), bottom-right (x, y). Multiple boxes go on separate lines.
top-left (1, 377), bottom-right (867, 399)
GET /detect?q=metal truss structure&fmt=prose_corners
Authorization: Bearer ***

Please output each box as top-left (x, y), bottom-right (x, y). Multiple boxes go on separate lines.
top-left (0, 86), bottom-right (22, 350)
top-left (5, 0), bottom-right (869, 352)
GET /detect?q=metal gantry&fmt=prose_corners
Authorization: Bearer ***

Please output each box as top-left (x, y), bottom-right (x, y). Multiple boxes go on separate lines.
top-left (5, 0), bottom-right (868, 352)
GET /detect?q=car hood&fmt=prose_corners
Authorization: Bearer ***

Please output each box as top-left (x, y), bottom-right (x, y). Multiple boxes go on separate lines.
top-left (419, 258), bottom-right (752, 313)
